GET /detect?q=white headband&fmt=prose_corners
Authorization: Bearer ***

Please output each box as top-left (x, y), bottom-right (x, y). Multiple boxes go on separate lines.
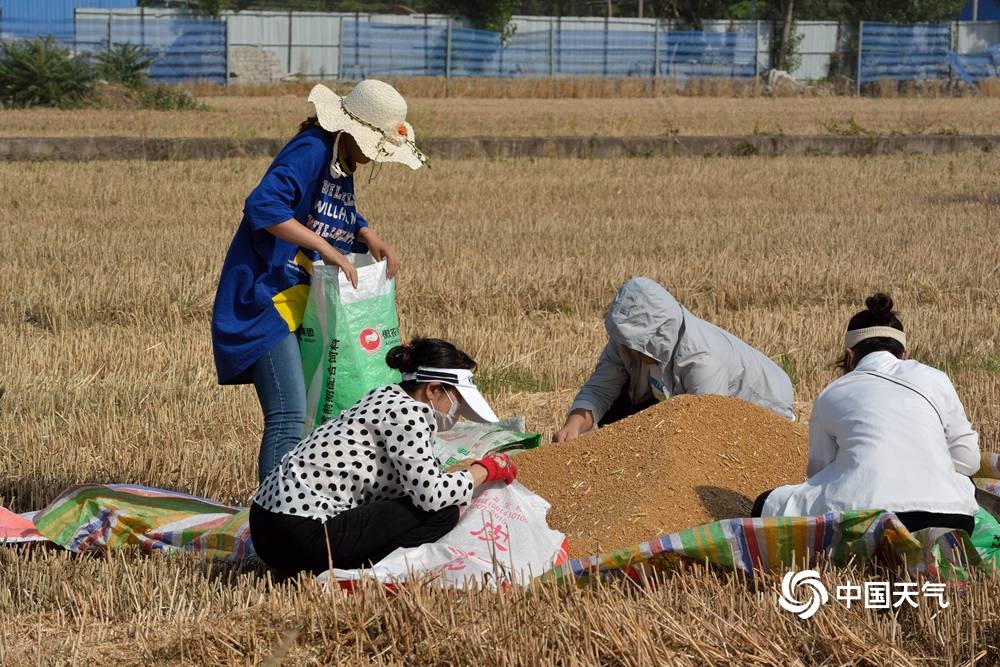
top-left (844, 326), bottom-right (907, 349)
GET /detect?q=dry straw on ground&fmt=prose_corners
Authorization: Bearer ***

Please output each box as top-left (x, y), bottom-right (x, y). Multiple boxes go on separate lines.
top-left (0, 545), bottom-right (995, 665)
top-left (0, 152), bottom-right (999, 663)
top-left (0, 548), bottom-right (996, 665)
top-left (2, 95), bottom-right (1000, 140)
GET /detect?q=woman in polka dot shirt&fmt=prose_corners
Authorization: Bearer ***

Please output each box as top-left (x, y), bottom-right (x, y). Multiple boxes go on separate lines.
top-left (249, 337), bottom-right (518, 575)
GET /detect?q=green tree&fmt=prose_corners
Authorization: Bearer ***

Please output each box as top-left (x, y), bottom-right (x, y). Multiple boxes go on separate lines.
top-left (95, 43), bottom-right (154, 88)
top-left (194, 0), bottom-right (230, 16)
top-left (731, 0), bottom-right (966, 21)
top-left (775, 0), bottom-right (798, 71)
top-left (429, 0), bottom-right (520, 39)
top-left (0, 37), bottom-right (95, 108)
top-left (642, 0), bottom-right (731, 26)
top-left (840, 0), bottom-right (966, 23)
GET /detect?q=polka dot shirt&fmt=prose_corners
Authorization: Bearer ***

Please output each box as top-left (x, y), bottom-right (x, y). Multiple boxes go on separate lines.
top-left (253, 384), bottom-right (475, 521)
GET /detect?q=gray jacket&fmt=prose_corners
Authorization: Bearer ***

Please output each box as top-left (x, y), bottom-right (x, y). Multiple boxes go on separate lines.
top-left (570, 278), bottom-right (795, 422)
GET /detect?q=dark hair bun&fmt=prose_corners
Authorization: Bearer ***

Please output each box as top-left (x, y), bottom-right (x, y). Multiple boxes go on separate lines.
top-left (385, 345), bottom-right (416, 373)
top-left (865, 293), bottom-right (895, 319)
top-left (387, 337), bottom-right (476, 378)
top-left (845, 292), bottom-right (904, 338)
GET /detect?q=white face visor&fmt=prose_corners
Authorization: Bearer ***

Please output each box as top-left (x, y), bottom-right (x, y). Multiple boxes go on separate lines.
top-left (401, 367), bottom-right (499, 423)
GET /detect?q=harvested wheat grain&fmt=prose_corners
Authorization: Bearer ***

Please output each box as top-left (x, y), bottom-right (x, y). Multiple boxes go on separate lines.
top-left (516, 394), bottom-right (808, 558)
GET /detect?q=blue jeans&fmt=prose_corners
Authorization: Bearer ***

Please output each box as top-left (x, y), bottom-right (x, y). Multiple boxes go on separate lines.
top-left (251, 332), bottom-right (307, 483)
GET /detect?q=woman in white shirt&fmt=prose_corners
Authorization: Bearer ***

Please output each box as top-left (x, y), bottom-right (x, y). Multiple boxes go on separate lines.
top-left (753, 293), bottom-right (980, 534)
top-left (250, 338), bottom-right (518, 575)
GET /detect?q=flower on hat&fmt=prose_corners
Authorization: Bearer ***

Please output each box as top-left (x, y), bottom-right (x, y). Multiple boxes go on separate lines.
top-left (383, 121), bottom-right (409, 147)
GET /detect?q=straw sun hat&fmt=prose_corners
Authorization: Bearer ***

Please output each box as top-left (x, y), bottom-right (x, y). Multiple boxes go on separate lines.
top-left (308, 80), bottom-right (426, 170)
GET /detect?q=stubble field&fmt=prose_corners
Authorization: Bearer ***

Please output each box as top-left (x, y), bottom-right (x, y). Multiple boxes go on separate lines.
top-left (3, 95), bottom-right (1000, 139)
top-left (1, 122), bottom-right (999, 662)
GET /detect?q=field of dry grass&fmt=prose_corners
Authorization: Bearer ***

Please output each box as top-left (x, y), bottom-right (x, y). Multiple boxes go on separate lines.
top-left (1, 152), bottom-right (999, 663)
top-left (3, 95), bottom-right (1000, 140)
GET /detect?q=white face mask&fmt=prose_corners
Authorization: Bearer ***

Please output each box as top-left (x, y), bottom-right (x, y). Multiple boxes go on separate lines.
top-left (430, 388), bottom-right (460, 432)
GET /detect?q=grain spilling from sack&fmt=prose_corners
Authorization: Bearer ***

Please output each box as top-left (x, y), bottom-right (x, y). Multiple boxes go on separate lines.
top-left (516, 394), bottom-right (808, 559)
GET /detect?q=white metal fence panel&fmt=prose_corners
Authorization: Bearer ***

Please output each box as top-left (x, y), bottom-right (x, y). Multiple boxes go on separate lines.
top-left (957, 21), bottom-right (1000, 52)
top-left (368, 13), bottom-right (453, 27)
top-left (226, 10), bottom-right (292, 78)
top-left (290, 12), bottom-right (342, 79)
top-left (755, 21), bottom-right (775, 76)
top-left (795, 21), bottom-right (842, 80)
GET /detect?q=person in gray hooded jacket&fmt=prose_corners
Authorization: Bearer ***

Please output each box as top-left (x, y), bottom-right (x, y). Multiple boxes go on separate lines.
top-left (554, 278), bottom-right (795, 443)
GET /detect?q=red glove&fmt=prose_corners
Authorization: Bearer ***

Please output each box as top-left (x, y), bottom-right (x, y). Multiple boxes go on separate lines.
top-left (474, 453), bottom-right (517, 485)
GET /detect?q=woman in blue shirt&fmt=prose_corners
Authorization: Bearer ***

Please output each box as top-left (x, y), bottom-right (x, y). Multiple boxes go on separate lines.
top-left (212, 80), bottom-right (427, 482)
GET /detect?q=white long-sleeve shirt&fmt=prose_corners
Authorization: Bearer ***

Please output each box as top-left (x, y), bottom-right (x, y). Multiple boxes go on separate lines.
top-left (254, 385), bottom-right (474, 522)
top-left (763, 351), bottom-right (980, 518)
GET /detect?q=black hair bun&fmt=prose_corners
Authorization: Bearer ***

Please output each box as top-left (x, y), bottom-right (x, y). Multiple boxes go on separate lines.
top-left (387, 337), bottom-right (476, 376)
top-left (865, 293), bottom-right (895, 319)
top-left (385, 345), bottom-right (416, 372)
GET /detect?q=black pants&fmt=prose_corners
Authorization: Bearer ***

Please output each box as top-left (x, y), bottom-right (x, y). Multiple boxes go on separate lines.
top-left (750, 490), bottom-right (975, 534)
top-left (249, 499), bottom-right (460, 575)
top-left (598, 383), bottom-right (657, 427)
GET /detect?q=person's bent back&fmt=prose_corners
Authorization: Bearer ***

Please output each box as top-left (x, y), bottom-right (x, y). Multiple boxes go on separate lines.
top-left (249, 338), bottom-right (518, 575)
top-left (555, 277), bottom-right (794, 443)
top-left (754, 293), bottom-right (979, 535)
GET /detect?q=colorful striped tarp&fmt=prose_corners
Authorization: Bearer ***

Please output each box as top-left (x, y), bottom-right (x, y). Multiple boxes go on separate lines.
top-left (30, 484), bottom-right (253, 561)
top-left (0, 507), bottom-right (45, 543)
top-left (976, 452), bottom-right (1000, 496)
top-left (542, 453), bottom-right (1000, 585)
top-left (10, 451), bottom-right (1000, 582)
top-left (542, 509), bottom-right (997, 586)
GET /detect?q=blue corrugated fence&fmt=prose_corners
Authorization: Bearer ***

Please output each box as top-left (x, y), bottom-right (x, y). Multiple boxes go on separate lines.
top-left (947, 46), bottom-right (1000, 85)
top-left (0, 13), bottom-right (225, 84)
top-left (859, 22), bottom-right (951, 83)
top-left (75, 13), bottom-right (226, 84)
top-left (0, 0), bottom-right (136, 40)
top-left (3, 11), bottom-right (999, 89)
top-left (859, 21), bottom-right (1000, 87)
top-left (341, 21), bottom-right (756, 80)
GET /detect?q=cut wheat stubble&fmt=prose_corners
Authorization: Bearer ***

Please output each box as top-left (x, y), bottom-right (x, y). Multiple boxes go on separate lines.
top-left (516, 394), bottom-right (808, 558)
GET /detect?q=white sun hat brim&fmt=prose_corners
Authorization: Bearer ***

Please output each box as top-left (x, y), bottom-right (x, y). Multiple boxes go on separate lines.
top-left (401, 367), bottom-right (500, 423)
top-left (307, 83), bottom-right (425, 170)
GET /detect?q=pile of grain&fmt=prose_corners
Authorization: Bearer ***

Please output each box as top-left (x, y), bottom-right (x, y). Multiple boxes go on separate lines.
top-left (516, 394), bottom-right (808, 558)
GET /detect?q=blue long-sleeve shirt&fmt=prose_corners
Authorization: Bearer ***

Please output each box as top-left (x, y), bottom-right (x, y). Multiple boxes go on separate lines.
top-left (211, 127), bottom-right (368, 384)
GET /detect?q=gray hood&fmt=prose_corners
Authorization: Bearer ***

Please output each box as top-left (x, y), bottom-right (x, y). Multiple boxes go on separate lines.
top-left (572, 276), bottom-right (795, 422)
top-left (604, 277), bottom-right (684, 364)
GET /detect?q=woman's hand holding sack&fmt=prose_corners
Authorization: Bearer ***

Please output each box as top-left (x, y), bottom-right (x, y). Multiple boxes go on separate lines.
top-left (472, 453), bottom-right (518, 485)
